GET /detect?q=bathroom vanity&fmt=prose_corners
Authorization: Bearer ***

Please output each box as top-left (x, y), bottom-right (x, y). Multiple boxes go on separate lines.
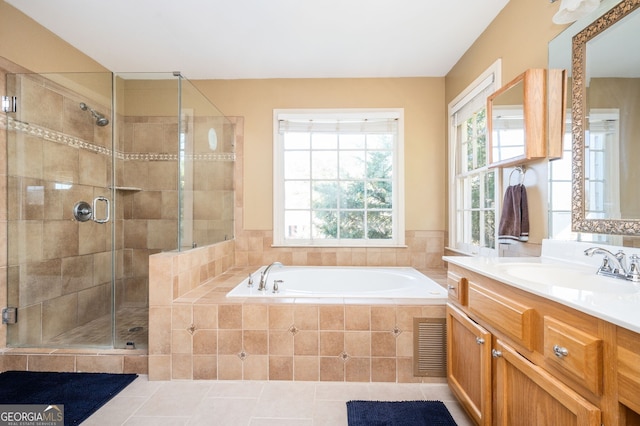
top-left (443, 242), bottom-right (640, 425)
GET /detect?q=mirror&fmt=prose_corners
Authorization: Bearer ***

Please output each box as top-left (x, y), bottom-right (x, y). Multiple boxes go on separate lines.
top-left (571, 0), bottom-right (640, 234)
top-left (488, 69), bottom-right (547, 168)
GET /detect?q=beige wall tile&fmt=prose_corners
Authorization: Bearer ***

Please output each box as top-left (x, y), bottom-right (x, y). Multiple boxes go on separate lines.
top-left (192, 355), bottom-right (217, 380)
top-left (193, 304), bottom-right (217, 329)
top-left (371, 357), bottom-right (396, 382)
top-left (269, 355), bottom-right (293, 380)
top-left (397, 357), bottom-right (421, 383)
top-left (193, 330), bottom-right (217, 355)
top-left (294, 356), bottom-right (319, 381)
top-left (371, 332), bottom-right (396, 357)
top-left (345, 357), bottom-right (370, 382)
top-left (28, 355), bottom-right (75, 372)
top-left (319, 306), bottom-right (344, 330)
top-left (218, 354), bottom-right (242, 380)
top-left (268, 305), bottom-right (294, 330)
top-left (218, 304), bottom-right (242, 329)
top-left (148, 355), bottom-right (171, 380)
top-left (243, 330), bottom-right (268, 356)
top-left (148, 306), bottom-right (172, 355)
top-left (345, 305), bottom-right (370, 331)
top-left (1, 355), bottom-right (27, 371)
top-left (171, 329), bottom-right (192, 354)
top-left (319, 357), bottom-right (344, 381)
top-left (397, 306), bottom-right (422, 331)
top-left (294, 305), bottom-right (318, 330)
top-left (172, 353), bottom-right (192, 379)
top-left (243, 304), bottom-right (268, 330)
top-left (319, 331), bottom-right (344, 357)
top-left (172, 305), bottom-right (192, 330)
top-left (269, 330), bottom-right (293, 356)
top-left (243, 355), bottom-right (267, 380)
top-left (344, 332), bottom-right (371, 357)
top-left (371, 306), bottom-right (395, 331)
top-left (124, 355), bottom-right (148, 374)
top-left (293, 331), bottom-right (318, 356)
top-left (218, 329), bottom-right (242, 355)
top-left (76, 355), bottom-right (123, 373)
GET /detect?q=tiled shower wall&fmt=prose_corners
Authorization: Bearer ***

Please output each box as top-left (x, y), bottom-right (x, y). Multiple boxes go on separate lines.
top-left (5, 72), bottom-right (116, 346)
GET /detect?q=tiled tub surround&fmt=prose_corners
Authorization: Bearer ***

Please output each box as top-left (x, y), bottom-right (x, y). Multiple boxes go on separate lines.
top-left (148, 246), bottom-right (447, 382)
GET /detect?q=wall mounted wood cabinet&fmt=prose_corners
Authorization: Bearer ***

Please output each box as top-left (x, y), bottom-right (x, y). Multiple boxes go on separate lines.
top-left (488, 68), bottom-right (548, 168)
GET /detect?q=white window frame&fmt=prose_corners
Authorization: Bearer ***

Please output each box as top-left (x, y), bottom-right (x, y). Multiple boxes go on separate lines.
top-left (448, 60), bottom-right (501, 256)
top-left (273, 108), bottom-right (405, 247)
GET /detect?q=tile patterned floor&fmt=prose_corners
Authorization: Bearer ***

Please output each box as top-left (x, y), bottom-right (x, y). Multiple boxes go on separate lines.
top-left (46, 307), bottom-right (148, 349)
top-left (84, 376), bottom-right (474, 425)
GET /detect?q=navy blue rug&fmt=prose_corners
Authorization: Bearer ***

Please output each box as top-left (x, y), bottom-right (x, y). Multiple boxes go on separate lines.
top-left (0, 370), bottom-right (138, 425)
top-left (346, 400), bottom-right (457, 426)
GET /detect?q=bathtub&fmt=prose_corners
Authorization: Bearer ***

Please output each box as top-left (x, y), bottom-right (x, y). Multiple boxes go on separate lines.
top-left (226, 266), bottom-right (447, 301)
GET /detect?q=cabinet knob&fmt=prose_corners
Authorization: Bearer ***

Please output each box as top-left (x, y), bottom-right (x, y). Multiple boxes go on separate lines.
top-left (476, 337), bottom-right (485, 345)
top-left (491, 349), bottom-right (502, 358)
top-left (447, 285), bottom-right (456, 290)
top-left (553, 344), bottom-right (569, 358)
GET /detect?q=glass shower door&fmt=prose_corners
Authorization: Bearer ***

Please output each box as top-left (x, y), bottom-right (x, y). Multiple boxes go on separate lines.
top-left (5, 72), bottom-right (117, 348)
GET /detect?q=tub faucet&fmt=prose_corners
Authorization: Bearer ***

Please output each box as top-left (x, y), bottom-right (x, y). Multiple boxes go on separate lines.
top-left (584, 247), bottom-right (630, 280)
top-left (258, 262), bottom-right (283, 291)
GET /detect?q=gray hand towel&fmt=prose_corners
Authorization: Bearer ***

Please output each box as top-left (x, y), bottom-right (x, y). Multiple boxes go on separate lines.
top-left (498, 184), bottom-right (529, 244)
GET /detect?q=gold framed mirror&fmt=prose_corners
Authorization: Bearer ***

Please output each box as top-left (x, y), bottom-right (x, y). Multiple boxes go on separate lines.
top-left (571, 0), bottom-right (640, 234)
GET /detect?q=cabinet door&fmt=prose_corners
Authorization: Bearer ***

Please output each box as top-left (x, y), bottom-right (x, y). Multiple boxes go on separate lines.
top-left (493, 339), bottom-right (601, 426)
top-left (446, 304), bottom-right (492, 426)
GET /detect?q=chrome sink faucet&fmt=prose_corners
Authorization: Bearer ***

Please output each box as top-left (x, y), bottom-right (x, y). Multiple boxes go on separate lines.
top-left (258, 261), bottom-right (283, 291)
top-left (584, 247), bottom-right (640, 282)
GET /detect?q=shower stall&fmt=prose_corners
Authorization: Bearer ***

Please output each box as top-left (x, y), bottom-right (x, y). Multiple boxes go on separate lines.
top-left (4, 71), bottom-right (234, 350)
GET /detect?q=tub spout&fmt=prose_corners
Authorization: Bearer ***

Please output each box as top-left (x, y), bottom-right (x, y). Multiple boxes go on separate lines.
top-left (258, 262), bottom-right (283, 291)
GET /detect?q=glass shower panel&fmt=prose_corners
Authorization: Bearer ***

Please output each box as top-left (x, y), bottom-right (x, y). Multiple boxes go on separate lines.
top-left (6, 72), bottom-right (115, 348)
top-left (113, 72), bottom-right (181, 349)
top-left (179, 77), bottom-right (234, 249)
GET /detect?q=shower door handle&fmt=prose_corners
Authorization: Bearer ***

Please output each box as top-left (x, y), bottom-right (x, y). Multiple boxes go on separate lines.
top-left (92, 196), bottom-right (110, 224)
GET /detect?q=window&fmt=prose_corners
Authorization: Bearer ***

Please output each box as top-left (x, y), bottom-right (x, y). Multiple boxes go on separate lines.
top-left (448, 61), bottom-right (500, 256)
top-left (273, 109), bottom-right (404, 247)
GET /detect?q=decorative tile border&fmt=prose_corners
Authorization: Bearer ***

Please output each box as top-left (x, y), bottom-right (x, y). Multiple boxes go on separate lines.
top-left (2, 115), bottom-right (235, 162)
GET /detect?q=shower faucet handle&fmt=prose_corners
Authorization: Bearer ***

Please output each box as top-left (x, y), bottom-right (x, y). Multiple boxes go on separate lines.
top-left (247, 274), bottom-right (254, 288)
top-left (273, 279), bottom-right (283, 293)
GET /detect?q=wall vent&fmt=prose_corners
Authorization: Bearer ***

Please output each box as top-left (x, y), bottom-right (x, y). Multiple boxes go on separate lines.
top-left (413, 317), bottom-right (447, 377)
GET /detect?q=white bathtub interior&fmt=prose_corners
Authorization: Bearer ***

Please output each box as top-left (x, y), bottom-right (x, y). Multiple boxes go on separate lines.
top-left (226, 266), bottom-right (447, 301)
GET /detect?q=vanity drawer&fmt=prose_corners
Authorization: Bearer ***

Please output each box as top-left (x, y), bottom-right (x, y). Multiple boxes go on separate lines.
top-left (446, 271), bottom-right (467, 305)
top-left (543, 316), bottom-right (602, 396)
top-left (467, 281), bottom-right (534, 350)
top-left (617, 327), bottom-right (640, 413)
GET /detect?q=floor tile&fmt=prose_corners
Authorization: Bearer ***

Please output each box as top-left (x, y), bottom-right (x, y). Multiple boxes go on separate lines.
top-left (84, 375), bottom-right (473, 425)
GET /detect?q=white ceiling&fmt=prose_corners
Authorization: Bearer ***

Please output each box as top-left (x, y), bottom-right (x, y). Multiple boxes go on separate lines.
top-left (7, 0), bottom-right (510, 80)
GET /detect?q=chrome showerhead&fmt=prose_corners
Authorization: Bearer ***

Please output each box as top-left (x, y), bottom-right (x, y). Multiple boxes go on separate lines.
top-left (79, 102), bottom-right (109, 126)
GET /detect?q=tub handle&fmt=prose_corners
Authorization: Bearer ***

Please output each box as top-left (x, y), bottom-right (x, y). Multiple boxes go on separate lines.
top-left (273, 279), bottom-right (283, 293)
top-left (247, 274), bottom-right (254, 288)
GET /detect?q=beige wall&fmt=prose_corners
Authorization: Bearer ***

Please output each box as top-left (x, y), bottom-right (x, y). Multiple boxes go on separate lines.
top-left (194, 78), bottom-right (446, 232)
top-left (445, 0), bottom-right (569, 247)
top-left (0, 1), bottom-right (106, 73)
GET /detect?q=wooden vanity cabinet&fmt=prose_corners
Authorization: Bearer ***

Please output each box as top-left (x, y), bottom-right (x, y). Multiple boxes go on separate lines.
top-left (445, 264), bottom-right (618, 426)
top-left (617, 327), bottom-right (640, 425)
top-left (493, 339), bottom-right (601, 426)
top-left (447, 304), bottom-right (492, 425)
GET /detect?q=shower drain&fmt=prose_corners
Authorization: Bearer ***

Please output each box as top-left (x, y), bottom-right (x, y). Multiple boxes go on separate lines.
top-left (128, 326), bottom-right (144, 333)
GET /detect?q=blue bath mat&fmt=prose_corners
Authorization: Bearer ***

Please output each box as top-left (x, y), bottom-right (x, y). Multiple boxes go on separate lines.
top-left (346, 400), bottom-right (457, 426)
top-left (0, 370), bottom-right (138, 425)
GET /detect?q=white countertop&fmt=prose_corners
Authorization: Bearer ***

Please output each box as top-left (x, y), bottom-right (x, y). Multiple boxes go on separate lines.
top-left (443, 253), bottom-right (640, 334)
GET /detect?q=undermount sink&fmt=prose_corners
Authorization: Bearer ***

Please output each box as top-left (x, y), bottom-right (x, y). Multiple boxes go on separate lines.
top-left (494, 262), bottom-right (638, 293)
